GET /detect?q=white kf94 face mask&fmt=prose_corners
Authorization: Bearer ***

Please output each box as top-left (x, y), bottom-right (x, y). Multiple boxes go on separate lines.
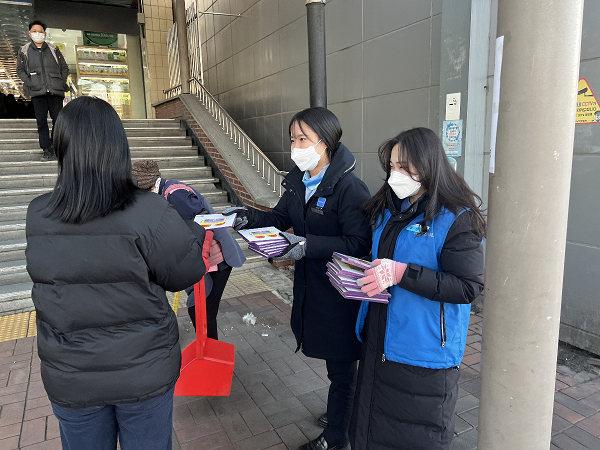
top-left (388, 170), bottom-right (421, 199)
top-left (291, 139), bottom-right (324, 172)
top-left (30, 32), bottom-right (45, 44)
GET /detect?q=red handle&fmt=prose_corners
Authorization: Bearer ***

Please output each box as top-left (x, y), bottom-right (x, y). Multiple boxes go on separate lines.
top-left (193, 279), bottom-right (207, 358)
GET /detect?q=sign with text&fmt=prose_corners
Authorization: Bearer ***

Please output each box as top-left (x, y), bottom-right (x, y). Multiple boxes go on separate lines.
top-left (576, 78), bottom-right (600, 124)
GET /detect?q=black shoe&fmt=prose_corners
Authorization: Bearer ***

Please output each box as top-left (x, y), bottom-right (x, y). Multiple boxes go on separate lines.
top-left (317, 413), bottom-right (328, 428)
top-left (40, 148), bottom-right (56, 162)
top-left (297, 433), bottom-right (349, 450)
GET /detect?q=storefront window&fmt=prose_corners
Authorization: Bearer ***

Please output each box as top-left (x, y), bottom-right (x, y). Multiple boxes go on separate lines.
top-left (46, 29), bottom-right (134, 119)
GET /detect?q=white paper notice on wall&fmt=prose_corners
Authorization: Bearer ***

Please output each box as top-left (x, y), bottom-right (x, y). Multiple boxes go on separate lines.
top-left (489, 35), bottom-right (504, 174)
top-left (445, 93), bottom-right (461, 121)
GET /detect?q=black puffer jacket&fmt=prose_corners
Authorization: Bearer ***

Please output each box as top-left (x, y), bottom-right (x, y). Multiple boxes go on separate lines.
top-left (26, 191), bottom-right (207, 408)
top-left (17, 42), bottom-right (69, 98)
top-left (250, 143), bottom-right (371, 361)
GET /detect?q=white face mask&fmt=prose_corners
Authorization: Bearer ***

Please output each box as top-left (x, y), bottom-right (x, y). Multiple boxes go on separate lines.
top-left (30, 32), bottom-right (45, 44)
top-left (388, 170), bottom-right (421, 199)
top-left (291, 139), bottom-right (324, 172)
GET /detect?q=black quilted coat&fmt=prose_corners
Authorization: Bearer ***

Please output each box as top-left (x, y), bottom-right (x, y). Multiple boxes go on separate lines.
top-left (250, 143), bottom-right (371, 361)
top-left (26, 191), bottom-right (207, 408)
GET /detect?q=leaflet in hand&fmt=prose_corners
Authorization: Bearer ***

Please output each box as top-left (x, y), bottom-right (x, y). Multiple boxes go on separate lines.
top-left (327, 253), bottom-right (390, 303)
top-left (238, 227), bottom-right (288, 258)
top-left (194, 213), bottom-right (237, 230)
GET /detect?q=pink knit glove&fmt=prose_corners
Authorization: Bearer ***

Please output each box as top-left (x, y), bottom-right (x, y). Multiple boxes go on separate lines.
top-left (359, 259), bottom-right (407, 297)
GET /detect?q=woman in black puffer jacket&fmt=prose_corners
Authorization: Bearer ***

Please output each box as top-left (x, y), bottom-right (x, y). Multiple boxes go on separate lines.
top-left (25, 97), bottom-right (209, 450)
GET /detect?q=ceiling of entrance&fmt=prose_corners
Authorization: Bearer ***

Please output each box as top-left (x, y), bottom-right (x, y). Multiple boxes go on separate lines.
top-left (56, 0), bottom-right (137, 6)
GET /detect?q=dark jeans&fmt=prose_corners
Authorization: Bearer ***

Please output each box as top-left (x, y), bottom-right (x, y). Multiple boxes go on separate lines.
top-left (188, 266), bottom-right (233, 339)
top-left (32, 94), bottom-right (63, 150)
top-left (51, 386), bottom-right (174, 450)
top-left (323, 359), bottom-right (358, 447)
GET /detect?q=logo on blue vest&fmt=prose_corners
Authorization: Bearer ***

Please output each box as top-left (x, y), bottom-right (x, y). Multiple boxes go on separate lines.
top-left (406, 223), bottom-right (434, 237)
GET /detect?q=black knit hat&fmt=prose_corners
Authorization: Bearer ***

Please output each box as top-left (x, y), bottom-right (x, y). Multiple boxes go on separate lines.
top-left (131, 159), bottom-right (161, 189)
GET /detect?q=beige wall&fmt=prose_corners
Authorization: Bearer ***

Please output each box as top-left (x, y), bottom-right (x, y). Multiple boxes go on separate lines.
top-left (142, 0), bottom-right (173, 116)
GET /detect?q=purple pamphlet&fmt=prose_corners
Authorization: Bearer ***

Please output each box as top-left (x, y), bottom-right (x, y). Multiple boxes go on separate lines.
top-left (327, 253), bottom-right (391, 303)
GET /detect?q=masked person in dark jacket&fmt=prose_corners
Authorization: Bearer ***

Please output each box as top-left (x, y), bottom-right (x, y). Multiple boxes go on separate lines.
top-left (25, 97), bottom-right (210, 450)
top-left (224, 107), bottom-right (371, 450)
top-left (16, 20), bottom-right (69, 162)
top-left (351, 127), bottom-right (486, 450)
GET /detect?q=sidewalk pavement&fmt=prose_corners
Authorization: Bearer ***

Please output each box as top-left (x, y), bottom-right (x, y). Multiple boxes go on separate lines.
top-left (0, 266), bottom-right (599, 449)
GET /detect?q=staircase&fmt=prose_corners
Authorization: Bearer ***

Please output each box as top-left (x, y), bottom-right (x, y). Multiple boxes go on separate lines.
top-left (0, 118), bottom-right (266, 315)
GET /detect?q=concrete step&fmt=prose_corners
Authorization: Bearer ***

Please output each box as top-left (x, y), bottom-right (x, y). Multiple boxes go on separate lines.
top-left (0, 238), bottom-right (26, 263)
top-left (0, 150), bottom-right (205, 167)
top-left (0, 119), bottom-right (179, 129)
top-left (0, 205), bottom-right (28, 221)
top-left (0, 173), bottom-right (57, 189)
top-left (131, 155), bottom-right (205, 168)
top-left (0, 160), bottom-right (60, 175)
top-left (0, 186), bottom-right (227, 206)
top-left (0, 260), bottom-right (29, 286)
top-left (0, 128), bottom-right (186, 140)
top-left (0, 136), bottom-right (191, 150)
top-left (129, 147), bottom-right (199, 158)
top-left (0, 282), bottom-right (33, 314)
top-left (160, 166), bottom-right (212, 179)
top-left (0, 221), bottom-right (25, 241)
top-left (0, 172), bottom-right (219, 190)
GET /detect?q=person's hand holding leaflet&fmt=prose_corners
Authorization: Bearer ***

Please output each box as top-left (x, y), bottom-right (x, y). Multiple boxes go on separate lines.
top-left (222, 206), bottom-right (255, 230)
top-left (359, 258), bottom-right (407, 297)
top-left (274, 231), bottom-right (307, 260)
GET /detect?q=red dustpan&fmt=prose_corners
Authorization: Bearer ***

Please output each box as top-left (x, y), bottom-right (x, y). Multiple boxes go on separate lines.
top-left (174, 278), bottom-right (235, 396)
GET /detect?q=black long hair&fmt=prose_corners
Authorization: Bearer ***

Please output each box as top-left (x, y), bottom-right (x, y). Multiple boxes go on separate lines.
top-left (363, 127), bottom-right (486, 237)
top-left (289, 107), bottom-right (342, 160)
top-left (45, 96), bottom-right (139, 224)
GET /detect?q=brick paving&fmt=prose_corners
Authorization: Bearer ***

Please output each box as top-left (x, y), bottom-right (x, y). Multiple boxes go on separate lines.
top-left (0, 291), bottom-right (600, 448)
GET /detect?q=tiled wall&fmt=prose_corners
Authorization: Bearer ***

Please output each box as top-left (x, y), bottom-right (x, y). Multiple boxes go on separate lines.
top-left (196, 0), bottom-right (442, 194)
top-left (560, 0), bottom-right (600, 354)
top-left (142, 0), bottom-right (174, 116)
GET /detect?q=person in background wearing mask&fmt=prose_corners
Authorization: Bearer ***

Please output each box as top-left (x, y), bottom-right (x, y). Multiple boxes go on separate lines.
top-left (17, 20), bottom-right (69, 162)
top-left (131, 159), bottom-right (246, 339)
top-left (351, 128), bottom-right (486, 450)
top-left (223, 107), bottom-right (371, 450)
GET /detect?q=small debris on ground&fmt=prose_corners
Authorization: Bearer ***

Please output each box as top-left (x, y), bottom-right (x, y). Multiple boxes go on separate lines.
top-left (242, 312), bottom-right (257, 325)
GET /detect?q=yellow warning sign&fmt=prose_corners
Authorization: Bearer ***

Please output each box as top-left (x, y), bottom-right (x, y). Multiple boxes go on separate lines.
top-left (576, 78), bottom-right (600, 124)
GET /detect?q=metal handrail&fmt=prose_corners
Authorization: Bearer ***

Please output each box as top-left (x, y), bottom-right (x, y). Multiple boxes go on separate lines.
top-left (166, 78), bottom-right (288, 198)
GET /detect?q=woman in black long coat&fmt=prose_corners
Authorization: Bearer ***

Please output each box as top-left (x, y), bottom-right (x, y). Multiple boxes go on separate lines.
top-left (224, 107), bottom-right (371, 450)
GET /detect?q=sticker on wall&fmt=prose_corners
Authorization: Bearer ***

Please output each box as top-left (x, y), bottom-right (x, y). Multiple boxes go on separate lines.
top-left (442, 120), bottom-right (462, 157)
top-left (576, 78), bottom-right (600, 124)
top-left (447, 157), bottom-right (457, 171)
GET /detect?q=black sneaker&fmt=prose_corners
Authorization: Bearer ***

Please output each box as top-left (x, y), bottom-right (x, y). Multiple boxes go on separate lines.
top-left (40, 148), bottom-right (56, 162)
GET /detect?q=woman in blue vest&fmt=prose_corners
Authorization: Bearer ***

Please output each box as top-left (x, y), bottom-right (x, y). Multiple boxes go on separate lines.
top-left (351, 127), bottom-right (486, 450)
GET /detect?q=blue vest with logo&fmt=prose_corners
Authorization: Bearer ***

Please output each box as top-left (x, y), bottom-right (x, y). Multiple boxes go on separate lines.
top-left (355, 207), bottom-right (470, 369)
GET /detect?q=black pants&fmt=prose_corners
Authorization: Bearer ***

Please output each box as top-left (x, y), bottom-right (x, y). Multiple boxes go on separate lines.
top-left (32, 94), bottom-right (63, 150)
top-left (188, 266), bottom-right (233, 339)
top-left (323, 359), bottom-right (358, 447)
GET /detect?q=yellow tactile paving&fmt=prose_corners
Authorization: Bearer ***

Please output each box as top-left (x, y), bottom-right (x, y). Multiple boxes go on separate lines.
top-left (0, 273), bottom-right (273, 342)
top-left (222, 272), bottom-right (273, 300)
top-left (0, 312), bottom-right (37, 342)
top-left (27, 311), bottom-right (37, 337)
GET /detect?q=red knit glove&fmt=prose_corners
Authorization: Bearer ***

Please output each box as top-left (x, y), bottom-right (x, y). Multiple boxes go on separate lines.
top-left (359, 259), bottom-right (407, 297)
top-left (202, 230), bottom-right (214, 273)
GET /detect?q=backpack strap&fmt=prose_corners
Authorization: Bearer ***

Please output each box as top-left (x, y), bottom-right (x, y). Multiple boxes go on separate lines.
top-left (162, 182), bottom-right (196, 201)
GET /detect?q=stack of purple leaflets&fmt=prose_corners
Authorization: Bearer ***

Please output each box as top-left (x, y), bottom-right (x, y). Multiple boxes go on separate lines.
top-left (238, 227), bottom-right (288, 258)
top-left (326, 252), bottom-right (391, 303)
